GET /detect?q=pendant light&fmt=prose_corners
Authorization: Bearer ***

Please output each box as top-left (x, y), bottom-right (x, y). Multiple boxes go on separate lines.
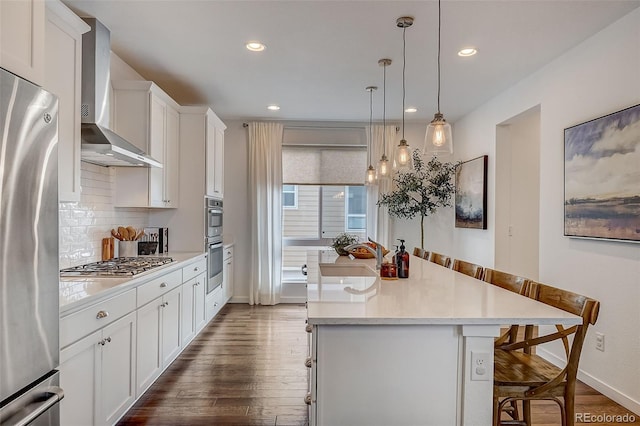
top-left (424, 0), bottom-right (453, 156)
top-left (394, 16), bottom-right (414, 171)
top-left (365, 85), bottom-right (378, 186)
top-left (377, 58), bottom-right (392, 179)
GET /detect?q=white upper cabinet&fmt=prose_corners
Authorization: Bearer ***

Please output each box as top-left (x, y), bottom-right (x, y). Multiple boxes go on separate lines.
top-left (0, 0), bottom-right (45, 85)
top-left (205, 110), bottom-right (226, 198)
top-left (44, 0), bottom-right (90, 202)
top-left (111, 81), bottom-right (180, 208)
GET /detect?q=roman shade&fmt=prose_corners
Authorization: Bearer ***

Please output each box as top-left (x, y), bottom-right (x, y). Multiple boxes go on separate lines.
top-left (282, 146), bottom-right (366, 185)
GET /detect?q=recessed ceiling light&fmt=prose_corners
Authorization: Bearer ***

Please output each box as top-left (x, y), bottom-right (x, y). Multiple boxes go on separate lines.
top-left (267, 105), bottom-right (280, 111)
top-left (405, 107), bottom-right (417, 113)
top-left (246, 42), bottom-right (266, 52)
top-left (105, 152), bottom-right (114, 156)
top-left (458, 48), bottom-right (477, 57)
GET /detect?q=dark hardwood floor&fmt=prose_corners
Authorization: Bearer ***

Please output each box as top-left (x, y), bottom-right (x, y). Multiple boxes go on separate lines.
top-left (118, 304), bottom-right (638, 426)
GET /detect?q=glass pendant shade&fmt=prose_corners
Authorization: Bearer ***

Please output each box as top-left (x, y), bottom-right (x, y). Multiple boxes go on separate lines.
top-left (365, 165), bottom-right (377, 185)
top-left (424, 113), bottom-right (453, 155)
top-left (394, 139), bottom-right (413, 170)
top-left (377, 154), bottom-right (390, 179)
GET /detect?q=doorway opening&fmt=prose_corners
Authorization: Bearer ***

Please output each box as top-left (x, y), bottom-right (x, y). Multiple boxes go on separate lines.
top-left (495, 106), bottom-right (541, 279)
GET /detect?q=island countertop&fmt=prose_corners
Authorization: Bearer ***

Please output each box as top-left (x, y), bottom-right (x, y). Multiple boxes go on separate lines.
top-left (306, 250), bottom-right (581, 326)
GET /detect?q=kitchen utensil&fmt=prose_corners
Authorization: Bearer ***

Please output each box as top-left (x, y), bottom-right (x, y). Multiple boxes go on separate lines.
top-left (118, 226), bottom-right (128, 240)
top-left (135, 230), bottom-right (145, 241)
top-left (111, 229), bottom-right (123, 241)
top-left (126, 226), bottom-right (137, 239)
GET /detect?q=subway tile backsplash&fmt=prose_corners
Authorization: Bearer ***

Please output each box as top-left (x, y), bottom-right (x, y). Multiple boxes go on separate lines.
top-left (59, 162), bottom-right (149, 269)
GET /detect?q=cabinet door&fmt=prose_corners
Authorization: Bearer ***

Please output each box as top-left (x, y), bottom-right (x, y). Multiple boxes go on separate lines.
top-left (100, 312), bottom-right (136, 426)
top-left (60, 330), bottom-right (101, 426)
top-left (0, 0), bottom-right (44, 85)
top-left (164, 105), bottom-right (179, 207)
top-left (181, 279), bottom-right (196, 346)
top-left (223, 256), bottom-right (233, 302)
top-left (45, 4), bottom-right (86, 202)
top-left (136, 298), bottom-right (162, 397)
top-left (194, 274), bottom-right (207, 333)
top-left (149, 94), bottom-right (166, 207)
top-left (213, 126), bottom-right (224, 197)
top-left (161, 286), bottom-right (182, 366)
top-left (205, 121), bottom-right (216, 196)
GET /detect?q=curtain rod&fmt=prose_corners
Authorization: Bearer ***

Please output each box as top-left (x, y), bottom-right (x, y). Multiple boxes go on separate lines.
top-left (242, 122), bottom-right (399, 131)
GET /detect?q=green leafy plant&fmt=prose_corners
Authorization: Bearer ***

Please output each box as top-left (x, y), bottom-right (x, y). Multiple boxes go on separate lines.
top-left (330, 233), bottom-right (360, 256)
top-left (377, 151), bottom-right (457, 249)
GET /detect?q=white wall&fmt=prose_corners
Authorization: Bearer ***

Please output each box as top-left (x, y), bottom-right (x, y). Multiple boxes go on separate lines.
top-left (452, 8), bottom-right (640, 412)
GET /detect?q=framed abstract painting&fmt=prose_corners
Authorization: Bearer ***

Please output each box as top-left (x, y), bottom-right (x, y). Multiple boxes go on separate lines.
top-left (564, 104), bottom-right (640, 243)
top-left (455, 155), bottom-right (488, 229)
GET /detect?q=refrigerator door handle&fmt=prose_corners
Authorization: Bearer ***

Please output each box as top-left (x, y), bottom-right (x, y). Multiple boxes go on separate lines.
top-left (0, 387), bottom-right (64, 426)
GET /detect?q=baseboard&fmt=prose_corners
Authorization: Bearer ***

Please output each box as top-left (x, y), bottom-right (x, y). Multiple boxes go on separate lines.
top-left (538, 348), bottom-right (640, 415)
top-left (228, 295), bottom-right (306, 304)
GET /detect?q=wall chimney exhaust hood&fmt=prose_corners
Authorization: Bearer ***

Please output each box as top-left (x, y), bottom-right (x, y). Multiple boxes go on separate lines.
top-left (80, 18), bottom-right (161, 168)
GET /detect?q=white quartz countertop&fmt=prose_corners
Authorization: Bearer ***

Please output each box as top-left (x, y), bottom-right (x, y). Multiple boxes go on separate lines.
top-left (59, 251), bottom-right (205, 315)
top-left (306, 250), bottom-right (582, 326)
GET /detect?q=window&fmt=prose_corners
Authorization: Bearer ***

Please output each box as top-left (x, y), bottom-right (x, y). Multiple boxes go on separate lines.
top-left (282, 185), bottom-right (298, 209)
top-left (346, 186), bottom-right (366, 231)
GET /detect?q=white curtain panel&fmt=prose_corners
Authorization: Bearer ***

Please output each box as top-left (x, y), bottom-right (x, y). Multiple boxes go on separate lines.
top-left (248, 122), bottom-right (284, 305)
top-left (368, 125), bottom-right (397, 249)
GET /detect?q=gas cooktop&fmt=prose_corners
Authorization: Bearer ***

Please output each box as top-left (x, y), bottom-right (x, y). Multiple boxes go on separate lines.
top-left (60, 257), bottom-right (174, 277)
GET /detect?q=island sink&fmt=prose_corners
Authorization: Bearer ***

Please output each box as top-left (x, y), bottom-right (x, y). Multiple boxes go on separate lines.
top-left (318, 263), bottom-right (377, 277)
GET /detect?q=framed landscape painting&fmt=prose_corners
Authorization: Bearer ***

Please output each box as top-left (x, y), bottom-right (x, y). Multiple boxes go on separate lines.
top-left (564, 104), bottom-right (640, 243)
top-left (455, 155), bottom-right (488, 229)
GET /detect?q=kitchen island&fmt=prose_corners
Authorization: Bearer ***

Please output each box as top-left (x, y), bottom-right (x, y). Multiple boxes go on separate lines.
top-left (305, 250), bottom-right (581, 426)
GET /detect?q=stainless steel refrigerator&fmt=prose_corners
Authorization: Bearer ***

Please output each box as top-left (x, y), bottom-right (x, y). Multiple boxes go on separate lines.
top-left (0, 67), bottom-right (63, 425)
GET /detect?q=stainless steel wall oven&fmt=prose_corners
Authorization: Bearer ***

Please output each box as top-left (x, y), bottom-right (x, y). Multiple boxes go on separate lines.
top-left (205, 197), bottom-right (223, 294)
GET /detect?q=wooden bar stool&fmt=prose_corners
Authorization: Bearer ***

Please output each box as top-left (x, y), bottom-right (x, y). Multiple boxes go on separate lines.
top-left (452, 259), bottom-right (484, 279)
top-left (493, 283), bottom-right (600, 426)
top-left (429, 252), bottom-right (452, 268)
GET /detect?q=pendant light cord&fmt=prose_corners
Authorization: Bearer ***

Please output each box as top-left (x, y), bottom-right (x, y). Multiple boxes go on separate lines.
top-left (382, 63), bottom-right (387, 156)
top-left (437, 0), bottom-right (441, 114)
top-left (402, 26), bottom-right (406, 140)
top-left (369, 88), bottom-right (373, 164)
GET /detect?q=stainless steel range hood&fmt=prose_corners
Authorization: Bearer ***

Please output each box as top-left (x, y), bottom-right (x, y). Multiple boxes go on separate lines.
top-left (80, 18), bottom-right (161, 168)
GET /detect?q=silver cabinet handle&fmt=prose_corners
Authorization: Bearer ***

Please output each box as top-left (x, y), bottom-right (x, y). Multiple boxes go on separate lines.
top-left (194, 266), bottom-right (199, 272)
top-left (96, 310), bottom-right (109, 319)
top-left (8, 387), bottom-right (64, 426)
top-left (304, 393), bottom-right (312, 405)
top-left (160, 282), bottom-right (167, 288)
top-left (161, 301), bottom-right (169, 307)
top-left (305, 357), bottom-right (312, 368)
top-left (214, 302), bottom-right (218, 307)
top-left (195, 281), bottom-right (200, 286)
top-left (105, 337), bottom-right (112, 343)
top-left (98, 339), bottom-right (105, 346)
top-left (305, 324), bottom-right (312, 333)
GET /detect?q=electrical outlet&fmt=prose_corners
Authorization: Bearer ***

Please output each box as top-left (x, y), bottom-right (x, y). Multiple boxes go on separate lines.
top-left (595, 332), bottom-right (605, 352)
top-left (471, 351), bottom-right (491, 381)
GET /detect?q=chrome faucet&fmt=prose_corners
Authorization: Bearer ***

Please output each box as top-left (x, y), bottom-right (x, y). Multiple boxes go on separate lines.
top-left (344, 241), bottom-right (384, 270)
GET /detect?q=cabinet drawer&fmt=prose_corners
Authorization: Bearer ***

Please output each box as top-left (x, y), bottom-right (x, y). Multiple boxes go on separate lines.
top-left (137, 269), bottom-right (182, 307)
top-left (60, 289), bottom-right (136, 348)
top-left (223, 245), bottom-right (233, 261)
top-left (182, 258), bottom-right (206, 283)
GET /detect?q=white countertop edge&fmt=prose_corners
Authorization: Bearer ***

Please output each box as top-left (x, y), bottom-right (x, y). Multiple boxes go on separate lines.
top-left (306, 316), bottom-right (583, 326)
top-left (59, 252), bottom-right (206, 316)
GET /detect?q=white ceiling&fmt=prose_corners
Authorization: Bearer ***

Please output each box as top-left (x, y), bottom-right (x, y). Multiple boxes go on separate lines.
top-left (64, 0), bottom-right (639, 123)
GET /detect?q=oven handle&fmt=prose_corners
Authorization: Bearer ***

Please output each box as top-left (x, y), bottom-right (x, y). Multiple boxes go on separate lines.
top-left (208, 209), bottom-right (223, 214)
top-left (208, 242), bottom-right (224, 249)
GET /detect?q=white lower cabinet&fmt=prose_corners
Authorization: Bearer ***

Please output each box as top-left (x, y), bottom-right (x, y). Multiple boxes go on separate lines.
top-left (222, 245), bottom-right (234, 303)
top-left (136, 285), bottom-right (182, 397)
top-left (181, 272), bottom-right (206, 346)
top-left (59, 255), bottom-right (225, 425)
top-left (60, 311), bottom-right (136, 426)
